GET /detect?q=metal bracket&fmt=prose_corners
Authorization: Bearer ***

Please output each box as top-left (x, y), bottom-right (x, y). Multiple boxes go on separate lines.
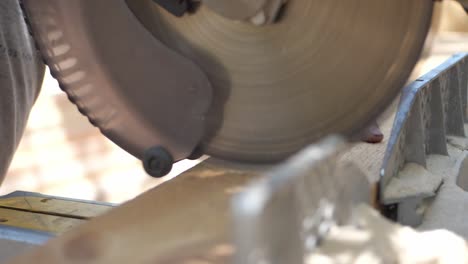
top-left (380, 53), bottom-right (468, 225)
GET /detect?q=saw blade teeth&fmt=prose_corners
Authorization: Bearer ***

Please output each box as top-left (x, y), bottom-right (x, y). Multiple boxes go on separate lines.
top-left (19, 1), bottom-right (104, 133)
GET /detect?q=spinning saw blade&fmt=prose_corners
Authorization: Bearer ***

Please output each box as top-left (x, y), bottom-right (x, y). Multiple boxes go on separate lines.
top-left (21, 0), bottom-right (433, 164)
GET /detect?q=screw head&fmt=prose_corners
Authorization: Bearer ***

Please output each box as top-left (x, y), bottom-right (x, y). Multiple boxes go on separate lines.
top-left (143, 146), bottom-right (174, 178)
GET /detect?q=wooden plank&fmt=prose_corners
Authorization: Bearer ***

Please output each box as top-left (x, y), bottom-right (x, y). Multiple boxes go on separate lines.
top-left (0, 192), bottom-right (112, 220)
top-left (0, 208), bottom-right (83, 234)
top-left (6, 160), bottom-right (264, 263)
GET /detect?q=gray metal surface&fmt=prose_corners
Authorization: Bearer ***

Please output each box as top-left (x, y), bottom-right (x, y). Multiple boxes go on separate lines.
top-left (232, 136), bottom-right (371, 264)
top-left (380, 53), bottom-right (468, 223)
top-left (0, 226), bottom-right (50, 263)
top-left (0, 226), bottom-right (51, 246)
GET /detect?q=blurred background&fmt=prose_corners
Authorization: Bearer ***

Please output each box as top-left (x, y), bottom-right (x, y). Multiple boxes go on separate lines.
top-left (0, 0), bottom-right (467, 204)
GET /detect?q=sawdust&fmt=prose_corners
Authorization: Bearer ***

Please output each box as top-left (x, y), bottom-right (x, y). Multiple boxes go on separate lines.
top-left (380, 139), bottom-right (467, 214)
top-left (314, 128), bottom-right (468, 263)
top-left (307, 205), bottom-right (468, 264)
top-left (419, 149), bottom-right (468, 237)
top-left (383, 149), bottom-right (460, 203)
top-left (383, 163), bottom-right (442, 203)
top-left (448, 136), bottom-right (468, 150)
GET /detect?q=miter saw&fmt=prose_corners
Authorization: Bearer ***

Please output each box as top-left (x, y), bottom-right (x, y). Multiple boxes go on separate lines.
top-left (19, 0), bottom-right (446, 177)
top-left (5, 1), bottom-right (468, 263)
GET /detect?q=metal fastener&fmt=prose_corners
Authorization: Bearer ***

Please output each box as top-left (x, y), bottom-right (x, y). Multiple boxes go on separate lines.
top-left (143, 146), bottom-right (174, 178)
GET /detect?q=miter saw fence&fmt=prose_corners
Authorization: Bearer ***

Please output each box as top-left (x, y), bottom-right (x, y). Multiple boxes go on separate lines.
top-left (151, 0), bottom-right (198, 17)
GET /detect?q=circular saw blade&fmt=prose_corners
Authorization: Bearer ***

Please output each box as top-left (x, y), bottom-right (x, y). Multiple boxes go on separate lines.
top-left (127, 0), bottom-right (433, 162)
